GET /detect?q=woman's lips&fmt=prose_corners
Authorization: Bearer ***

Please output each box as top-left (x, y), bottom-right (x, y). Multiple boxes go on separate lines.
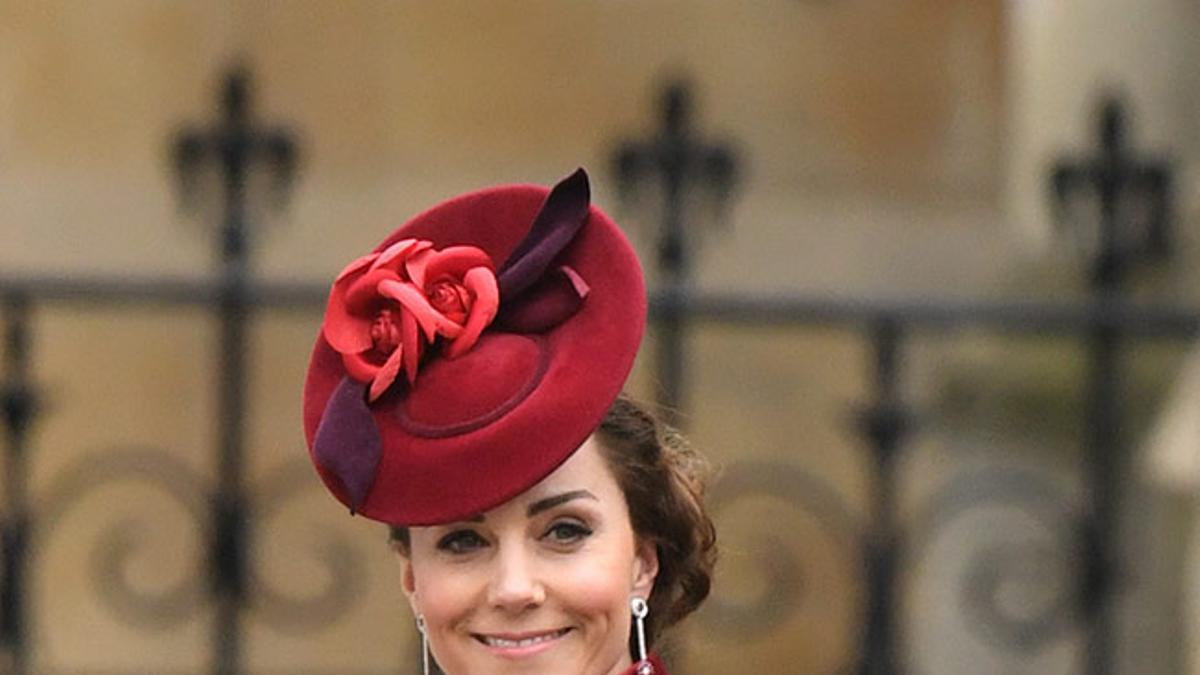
top-left (472, 627), bottom-right (573, 657)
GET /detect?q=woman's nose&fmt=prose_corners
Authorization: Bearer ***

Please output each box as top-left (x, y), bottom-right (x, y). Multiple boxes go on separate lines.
top-left (486, 545), bottom-right (545, 611)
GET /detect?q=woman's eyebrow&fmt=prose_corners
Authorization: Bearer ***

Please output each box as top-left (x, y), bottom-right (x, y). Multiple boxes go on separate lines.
top-left (526, 489), bottom-right (598, 517)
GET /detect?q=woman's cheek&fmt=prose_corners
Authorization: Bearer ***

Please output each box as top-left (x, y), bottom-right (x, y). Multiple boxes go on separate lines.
top-left (555, 552), bottom-right (633, 618)
top-left (414, 561), bottom-right (481, 627)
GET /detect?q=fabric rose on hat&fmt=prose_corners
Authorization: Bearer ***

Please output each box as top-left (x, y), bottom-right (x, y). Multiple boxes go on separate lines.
top-left (322, 238), bottom-right (499, 402)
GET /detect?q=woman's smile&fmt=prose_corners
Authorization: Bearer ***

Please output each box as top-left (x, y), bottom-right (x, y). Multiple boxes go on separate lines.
top-left (472, 627), bottom-right (575, 657)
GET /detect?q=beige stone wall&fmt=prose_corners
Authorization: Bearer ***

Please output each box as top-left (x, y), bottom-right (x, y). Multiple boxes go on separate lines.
top-left (1, 0), bottom-right (1007, 287)
top-left (0, 2), bottom-right (1008, 673)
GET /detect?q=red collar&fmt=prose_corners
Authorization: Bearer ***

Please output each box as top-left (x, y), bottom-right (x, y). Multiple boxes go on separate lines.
top-left (621, 654), bottom-right (668, 675)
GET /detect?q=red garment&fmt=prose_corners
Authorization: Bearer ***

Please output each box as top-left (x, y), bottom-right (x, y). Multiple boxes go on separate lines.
top-left (621, 654), bottom-right (668, 675)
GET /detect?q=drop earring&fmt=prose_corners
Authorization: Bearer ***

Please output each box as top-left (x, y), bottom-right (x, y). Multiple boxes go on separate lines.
top-left (630, 597), bottom-right (653, 674)
top-left (416, 614), bottom-right (430, 675)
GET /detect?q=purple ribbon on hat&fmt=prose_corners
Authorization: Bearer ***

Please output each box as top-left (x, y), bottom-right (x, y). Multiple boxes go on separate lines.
top-left (315, 168), bottom-right (596, 512)
top-left (493, 167), bottom-right (592, 332)
top-left (313, 377), bottom-right (380, 514)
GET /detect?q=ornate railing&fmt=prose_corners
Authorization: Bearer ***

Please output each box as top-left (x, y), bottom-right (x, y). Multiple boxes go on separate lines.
top-left (2, 277), bottom-right (1195, 673)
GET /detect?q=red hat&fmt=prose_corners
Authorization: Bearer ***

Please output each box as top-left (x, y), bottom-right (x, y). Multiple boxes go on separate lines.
top-left (302, 169), bottom-right (646, 525)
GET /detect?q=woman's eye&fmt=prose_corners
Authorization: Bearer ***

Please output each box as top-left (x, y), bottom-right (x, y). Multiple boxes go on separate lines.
top-left (544, 521), bottom-right (593, 544)
top-left (437, 530), bottom-right (487, 554)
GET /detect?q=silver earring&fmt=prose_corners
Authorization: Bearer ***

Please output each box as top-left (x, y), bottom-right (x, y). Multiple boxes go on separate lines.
top-left (416, 614), bottom-right (430, 675)
top-left (630, 597), bottom-right (652, 673)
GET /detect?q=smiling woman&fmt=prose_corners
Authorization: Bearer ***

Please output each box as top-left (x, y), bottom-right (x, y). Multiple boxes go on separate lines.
top-left (303, 169), bottom-right (716, 675)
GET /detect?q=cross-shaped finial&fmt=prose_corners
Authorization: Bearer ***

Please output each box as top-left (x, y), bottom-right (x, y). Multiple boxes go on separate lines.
top-left (612, 79), bottom-right (738, 284)
top-left (172, 65), bottom-right (300, 268)
top-left (1050, 95), bottom-right (1172, 290)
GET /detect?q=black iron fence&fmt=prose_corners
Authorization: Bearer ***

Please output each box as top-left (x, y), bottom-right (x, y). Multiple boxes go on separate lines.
top-left (2, 279), bottom-right (1197, 674)
top-left (1, 71), bottom-right (1197, 675)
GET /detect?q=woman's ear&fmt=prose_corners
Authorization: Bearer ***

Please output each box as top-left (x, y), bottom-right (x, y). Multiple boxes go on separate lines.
top-left (397, 550), bottom-right (420, 615)
top-left (631, 539), bottom-right (659, 597)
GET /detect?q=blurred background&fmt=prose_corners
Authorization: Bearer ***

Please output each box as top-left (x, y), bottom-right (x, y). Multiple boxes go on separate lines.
top-left (2, 1), bottom-right (1200, 673)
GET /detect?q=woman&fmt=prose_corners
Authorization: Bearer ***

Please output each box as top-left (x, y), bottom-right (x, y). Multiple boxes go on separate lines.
top-left (303, 169), bottom-right (716, 674)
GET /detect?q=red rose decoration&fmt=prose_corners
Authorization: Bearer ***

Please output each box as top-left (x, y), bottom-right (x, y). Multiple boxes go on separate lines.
top-left (322, 238), bottom-right (499, 401)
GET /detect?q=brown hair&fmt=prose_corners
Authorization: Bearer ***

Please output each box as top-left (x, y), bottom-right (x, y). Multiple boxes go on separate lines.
top-left (390, 394), bottom-right (717, 653)
top-left (595, 394), bottom-right (717, 652)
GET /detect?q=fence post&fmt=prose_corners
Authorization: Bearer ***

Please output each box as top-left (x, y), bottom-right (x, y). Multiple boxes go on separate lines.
top-left (172, 65), bottom-right (299, 675)
top-left (0, 295), bottom-right (36, 675)
top-left (1051, 96), bottom-right (1171, 675)
top-left (858, 319), bottom-right (911, 675)
top-left (612, 79), bottom-right (737, 420)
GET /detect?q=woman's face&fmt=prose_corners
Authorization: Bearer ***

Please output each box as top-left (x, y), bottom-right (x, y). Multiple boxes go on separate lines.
top-left (399, 435), bottom-right (658, 675)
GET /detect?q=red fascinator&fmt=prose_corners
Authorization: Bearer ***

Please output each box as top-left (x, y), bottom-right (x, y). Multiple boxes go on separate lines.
top-left (302, 169), bottom-right (647, 525)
